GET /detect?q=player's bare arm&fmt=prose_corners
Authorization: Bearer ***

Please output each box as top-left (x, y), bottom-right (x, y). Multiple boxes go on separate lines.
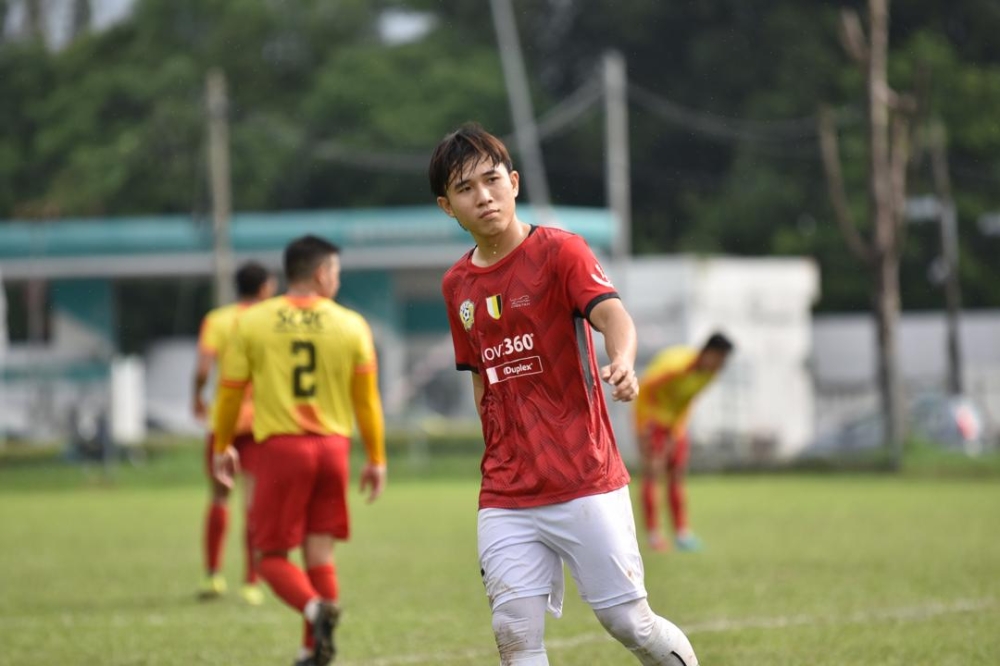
top-left (588, 298), bottom-right (639, 402)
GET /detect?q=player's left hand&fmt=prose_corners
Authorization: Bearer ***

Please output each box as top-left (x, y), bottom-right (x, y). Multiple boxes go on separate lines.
top-left (359, 463), bottom-right (387, 503)
top-left (600, 359), bottom-right (639, 402)
top-left (212, 446), bottom-right (240, 489)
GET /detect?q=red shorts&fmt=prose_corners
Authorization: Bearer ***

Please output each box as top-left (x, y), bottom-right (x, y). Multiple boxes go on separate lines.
top-left (205, 433), bottom-right (257, 477)
top-left (249, 434), bottom-right (351, 552)
top-left (646, 425), bottom-right (690, 469)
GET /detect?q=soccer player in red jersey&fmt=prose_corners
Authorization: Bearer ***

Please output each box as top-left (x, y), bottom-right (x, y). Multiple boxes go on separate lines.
top-left (635, 333), bottom-right (734, 552)
top-left (213, 236), bottom-right (387, 666)
top-left (431, 123), bottom-right (699, 665)
top-left (192, 261), bottom-right (276, 604)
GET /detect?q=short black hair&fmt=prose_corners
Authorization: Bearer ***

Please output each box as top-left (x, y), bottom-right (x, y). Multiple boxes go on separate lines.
top-left (283, 235), bottom-right (340, 283)
top-left (234, 261), bottom-right (271, 298)
top-left (428, 122), bottom-right (514, 197)
top-left (703, 331), bottom-right (734, 353)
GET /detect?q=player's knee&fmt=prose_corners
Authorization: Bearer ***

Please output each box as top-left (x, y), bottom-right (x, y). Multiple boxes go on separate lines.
top-left (594, 598), bottom-right (656, 649)
top-left (491, 599), bottom-right (545, 657)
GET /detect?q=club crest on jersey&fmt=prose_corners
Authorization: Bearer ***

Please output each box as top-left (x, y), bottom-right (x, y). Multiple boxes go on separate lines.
top-left (459, 299), bottom-right (475, 331)
top-left (590, 262), bottom-right (614, 288)
top-left (485, 294), bottom-right (503, 320)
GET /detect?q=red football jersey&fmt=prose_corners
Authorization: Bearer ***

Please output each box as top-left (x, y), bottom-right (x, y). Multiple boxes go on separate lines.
top-left (442, 225), bottom-right (631, 509)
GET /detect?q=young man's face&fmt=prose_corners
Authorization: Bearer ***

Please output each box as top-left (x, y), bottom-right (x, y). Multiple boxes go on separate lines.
top-left (697, 349), bottom-right (729, 374)
top-left (436, 156), bottom-right (519, 238)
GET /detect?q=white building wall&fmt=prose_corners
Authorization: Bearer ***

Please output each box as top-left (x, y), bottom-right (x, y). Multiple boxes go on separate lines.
top-left (812, 310), bottom-right (1000, 441)
top-left (613, 255), bottom-right (820, 460)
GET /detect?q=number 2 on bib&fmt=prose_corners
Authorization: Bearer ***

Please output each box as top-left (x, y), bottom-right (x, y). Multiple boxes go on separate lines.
top-left (291, 340), bottom-right (317, 397)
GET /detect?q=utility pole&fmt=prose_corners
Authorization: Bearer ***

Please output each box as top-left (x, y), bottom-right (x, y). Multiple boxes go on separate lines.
top-left (206, 69), bottom-right (234, 306)
top-left (929, 122), bottom-right (963, 395)
top-left (603, 50), bottom-right (631, 260)
top-left (69, 0), bottom-right (91, 41)
top-left (489, 0), bottom-right (556, 225)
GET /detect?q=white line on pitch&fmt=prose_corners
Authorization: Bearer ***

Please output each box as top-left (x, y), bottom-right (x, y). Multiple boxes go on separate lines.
top-left (337, 597), bottom-right (996, 666)
top-left (0, 597), bottom-right (992, 664)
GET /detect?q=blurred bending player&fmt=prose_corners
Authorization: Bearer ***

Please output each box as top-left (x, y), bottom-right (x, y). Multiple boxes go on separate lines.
top-left (635, 332), bottom-right (734, 552)
top-left (433, 122), bottom-right (699, 665)
top-left (192, 261), bottom-right (276, 604)
top-left (212, 235), bottom-right (387, 666)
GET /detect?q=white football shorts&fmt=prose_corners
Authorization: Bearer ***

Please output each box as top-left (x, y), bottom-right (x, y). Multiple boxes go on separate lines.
top-left (477, 485), bottom-right (647, 617)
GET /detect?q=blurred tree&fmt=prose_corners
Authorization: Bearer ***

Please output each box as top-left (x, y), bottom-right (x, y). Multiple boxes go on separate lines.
top-left (1, 0), bottom-right (999, 313)
top-left (10, 0), bottom-right (383, 216)
top-left (0, 40), bottom-right (53, 216)
top-left (299, 36), bottom-right (510, 206)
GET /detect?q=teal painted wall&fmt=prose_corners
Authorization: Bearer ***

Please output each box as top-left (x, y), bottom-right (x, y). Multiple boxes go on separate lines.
top-left (337, 271), bottom-right (398, 333)
top-left (50, 278), bottom-right (116, 345)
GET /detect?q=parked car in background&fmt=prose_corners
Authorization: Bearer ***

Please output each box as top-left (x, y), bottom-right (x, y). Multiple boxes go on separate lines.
top-left (803, 392), bottom-right (988, 459)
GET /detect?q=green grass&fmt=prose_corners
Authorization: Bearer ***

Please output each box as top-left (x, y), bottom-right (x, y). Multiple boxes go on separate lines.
top-left (0, 443), bottom-right (998, 665)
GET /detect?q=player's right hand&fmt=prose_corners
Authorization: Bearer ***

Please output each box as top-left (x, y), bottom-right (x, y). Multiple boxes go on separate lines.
top-left (600, 358), bottom-right (639, 402)
top-left (359, 463), bottom-right (387, 503)
top-left (212, 446), bottom-right (240, 489)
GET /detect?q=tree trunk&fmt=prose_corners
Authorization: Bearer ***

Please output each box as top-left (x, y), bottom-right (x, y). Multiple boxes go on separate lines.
top-left (874, 248), bottom-right (905, 467)
top-left (867, 0), bottom-right (906, 466)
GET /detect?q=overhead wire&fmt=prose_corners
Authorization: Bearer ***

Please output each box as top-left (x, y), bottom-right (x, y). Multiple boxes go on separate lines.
top-left (307, 71), bottom-right (861, 171)
top-left (311, 73), bottom-right (604, 172)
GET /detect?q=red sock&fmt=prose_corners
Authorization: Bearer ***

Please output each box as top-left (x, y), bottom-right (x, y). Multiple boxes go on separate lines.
top-left (302, 564), bottom-right (338, 650)
top-left (257, 555), bottom-right (317, 612)
top-left (302, 620), bottom-right (314, 651)
top-left (307, 563), bottom-right (338, 601)
top-left (667, 474), bottom-right (687, 534)
top-left (641, 478), bottom-right (659, 533)
top-left (205, 504), bottom-right (228, 573)
top-left (244, 522), bottom-right (258, 584)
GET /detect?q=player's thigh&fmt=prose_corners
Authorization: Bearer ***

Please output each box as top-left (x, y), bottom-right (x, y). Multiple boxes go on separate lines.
top-left (478, 507), bottom-right (562, 612)
top-left (540, 487), bottom-right (647, 610)
top-left (306, 435), bottom-right (351, 540)
top-left (667, 431), bottom-right (690, 472)
top-left (647, 426), bottom-right (673, 474)
top-left (250, 436), bottom-right (318, 551)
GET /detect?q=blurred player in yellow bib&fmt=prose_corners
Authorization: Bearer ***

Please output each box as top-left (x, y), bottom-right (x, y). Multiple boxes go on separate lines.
top-left (213, 235), bottom-right (386, 666)
top-left (192, 261), bottom-right (276, 603)
top-left (635, 332), bottom-right (734, 552)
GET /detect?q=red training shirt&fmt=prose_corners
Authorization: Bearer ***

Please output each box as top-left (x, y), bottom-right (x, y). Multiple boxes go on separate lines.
top-left (442, 225), bottom-right (631, 509)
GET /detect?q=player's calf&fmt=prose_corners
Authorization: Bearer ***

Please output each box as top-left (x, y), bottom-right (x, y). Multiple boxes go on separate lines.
top-left (594, 599), bottom-right (698, 666)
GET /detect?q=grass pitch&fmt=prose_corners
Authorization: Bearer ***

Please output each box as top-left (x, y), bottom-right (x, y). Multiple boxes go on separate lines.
top-left (0, 443), bottom-right (998, 665)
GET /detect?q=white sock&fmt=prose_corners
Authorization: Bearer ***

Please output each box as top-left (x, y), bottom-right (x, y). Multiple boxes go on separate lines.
top-left (502, 649), bottom-right (549, 665)
top-left (493, 596), bottom-right (549, 665)
top-left (594, 600), bottom-right (698, 666)
top-left (303, 597), bottom-right (321, 623)
top-left (631, 616), bottom-right (698, 666)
